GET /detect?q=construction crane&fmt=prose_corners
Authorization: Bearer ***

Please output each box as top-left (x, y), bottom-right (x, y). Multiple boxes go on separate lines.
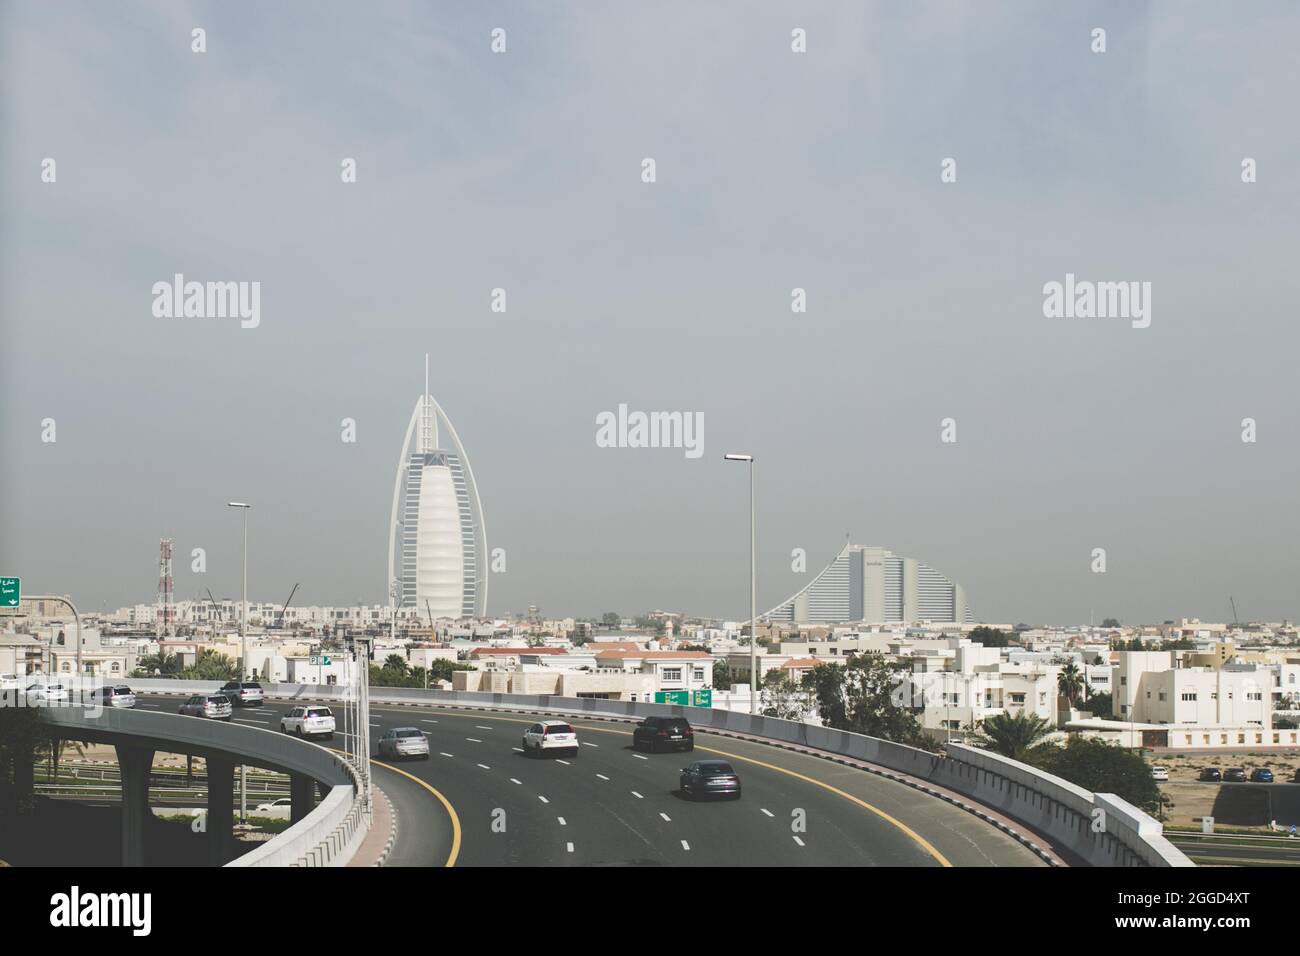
top-left (205, 588), bottom-right (223, 621)
top-left (1230, 596), bottom-right (1239, 626)
top-left (276, 583), bottom-right (300, 629)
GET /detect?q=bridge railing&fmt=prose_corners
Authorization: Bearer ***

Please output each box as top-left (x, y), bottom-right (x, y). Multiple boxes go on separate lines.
top-left (126, 679), bottom-right (1191, 867)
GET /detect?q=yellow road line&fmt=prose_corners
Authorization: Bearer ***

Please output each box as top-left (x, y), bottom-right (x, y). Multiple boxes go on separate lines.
top-left (402, 707), bottom-right (951, 867)
top-left (372, 758), bottom-right (461, 867)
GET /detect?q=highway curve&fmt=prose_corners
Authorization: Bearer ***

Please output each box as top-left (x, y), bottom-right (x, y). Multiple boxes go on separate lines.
top-left (136, 695), bottom-right (1047, 867)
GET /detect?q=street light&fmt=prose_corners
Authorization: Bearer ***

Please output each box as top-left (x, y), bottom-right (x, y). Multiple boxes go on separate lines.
top-left (227, 500), bottom-right (251, 827)
top-left (226, 503), bottom-right (250, 680)
top-left (724, 453), bottom-right (757, 714)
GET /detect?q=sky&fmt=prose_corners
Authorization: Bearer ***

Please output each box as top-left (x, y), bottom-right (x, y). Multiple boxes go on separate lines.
top-left (2, 2), bottom-right (1298, 625)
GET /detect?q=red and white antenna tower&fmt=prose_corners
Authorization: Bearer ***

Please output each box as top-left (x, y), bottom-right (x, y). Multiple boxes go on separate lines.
top-left (157, 538), bottom-right (174, 639)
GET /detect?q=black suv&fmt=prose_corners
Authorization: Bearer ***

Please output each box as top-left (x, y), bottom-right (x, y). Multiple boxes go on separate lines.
top-left (633, 716), bottom-right (694, 753)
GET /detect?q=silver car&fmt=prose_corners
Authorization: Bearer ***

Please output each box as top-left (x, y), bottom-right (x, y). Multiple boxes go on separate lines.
top-left (92, 685), bottom-right (137, 709)
top-left (178, 694), bottom-right (233, 720)
top-left (378, 727), bottom-right (429, 760)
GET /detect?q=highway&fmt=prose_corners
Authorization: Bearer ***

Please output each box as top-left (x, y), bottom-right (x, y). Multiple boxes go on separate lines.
top-left (134, 695), bottom-right (1048, 867)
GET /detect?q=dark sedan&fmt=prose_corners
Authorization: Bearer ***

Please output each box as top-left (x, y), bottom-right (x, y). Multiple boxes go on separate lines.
top-left (1198, 767), bottom-right (1222, 782)
top-left (679, 760), bottom-right (741, 800)
top-left (1224, 768), bottom-right (1247, 782)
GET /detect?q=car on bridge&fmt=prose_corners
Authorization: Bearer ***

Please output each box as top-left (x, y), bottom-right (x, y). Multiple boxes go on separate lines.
top-left (522, 720), bottom-right (579, 757)
top-left (680, 760), bottom-right (741, 800)
top-left (633, 716), bottom-right (695, 753)
top-left (378, 727), bottom-right (429, 760)
top-left (178, 694), bottom-right (233, 720)
top-left (217, 681), bottom-right (265, 707)
top-left (280, 706), bottom-right (335, 740)
top-left (89, 685), bottom-right (136, 709)
top-left (24, 681), bottom-right (70, 703)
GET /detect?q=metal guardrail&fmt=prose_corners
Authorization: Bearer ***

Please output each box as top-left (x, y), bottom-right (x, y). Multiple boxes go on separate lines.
top-left (37, 704), bottom-right (369, 867)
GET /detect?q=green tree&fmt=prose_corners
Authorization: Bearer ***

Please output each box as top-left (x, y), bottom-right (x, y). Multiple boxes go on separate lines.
top-left (1057, 661), bottom-right (1084, 708)
top-left (601, 612), bottom-right (620, 628)
top-left (967, 626), bottom-right (1011, 648)
top-left (809, 658), bottom-right (932, 750)
top-left (181, 648), bottom-right (238, 681)
top-left (0, 709), bottom-right (54, 816)
top-left (760, 671), bottom-right (809, 721)
top-left (1083, 691), bottom-right (1115, 718)
top-left (1031, 736), bottom-right (1161, 814)
top-left (133, 652), bottom-right (183, 677)
top-left (711, 658), bottom-right (733, 691)
top-left (981, 711), bottom-right (1053, 760)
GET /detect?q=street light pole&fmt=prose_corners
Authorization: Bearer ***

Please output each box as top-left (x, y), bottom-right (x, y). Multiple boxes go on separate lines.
top-left (227, 502), bottom-right (251, 826)
top-left (724, 454), bottom-right (757, 714)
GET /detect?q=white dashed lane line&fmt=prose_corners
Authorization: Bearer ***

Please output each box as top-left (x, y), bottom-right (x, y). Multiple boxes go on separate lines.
top-left (477, 763), bottom-right (491, 770)
top-left (512, 747), bottom-right (524, 753)
top-left (595, 773), bottom-right (609, 781)
top-left (557, 817), bottom-right (567, 826)
top-left (659, 812), bottom-right (671, 822)
top-left (509, 778), bottom-right (522, 785)
top-left (538, 795), bottom-right (549, 804)
top-left (555, 759), bottom-right (570, 765)
top-left (466, 737), bottom-right (482, 743)
top-left (793, 836), bottom-right (805, 847)
top-left (421, 719), bottom-right (438, 724)
top-left (439, 752), bottom-right (454, 758)
top-left (760, 809), bottom-right (774, 818)
top-left (581, 742), bottom-right (597, 748)
top-left (475, 726), bottom-right (492, 731)
top-left (566, 842), bottom-right (574, 853)
top-left (630, 791), bottom-right (643, 799)
top-left (632, 754), bottom-right (648, 760)
top-left (680, 840), bottom-right (691, 851)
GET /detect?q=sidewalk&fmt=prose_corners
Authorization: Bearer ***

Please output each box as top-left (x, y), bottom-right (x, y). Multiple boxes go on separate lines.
top-left (347, 785), bottom-right (395, 867)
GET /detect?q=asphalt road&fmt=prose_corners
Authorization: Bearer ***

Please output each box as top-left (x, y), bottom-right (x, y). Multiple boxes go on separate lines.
top-left (134, 695), bottom-right (1046, 867)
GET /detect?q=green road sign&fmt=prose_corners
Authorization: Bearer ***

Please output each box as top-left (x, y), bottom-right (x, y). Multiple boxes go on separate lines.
top-left (655, 689), bottom-right (712, 707)
top-left (322, 656), bottom-right (331, 665)
top-left (0, 577), bottom-right (19, 609)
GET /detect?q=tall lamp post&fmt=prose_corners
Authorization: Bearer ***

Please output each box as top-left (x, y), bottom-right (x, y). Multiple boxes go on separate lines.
top-left (724, 453), bottom-right (757, 714)
top-left (226, 502), bottom-right (251, 680)
top-left (227, 501), bottom-right (251, 826)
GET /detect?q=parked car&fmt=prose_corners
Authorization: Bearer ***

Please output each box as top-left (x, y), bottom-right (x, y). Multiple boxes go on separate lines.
top-left (1293, 768), bottom-right (1300, 783)
top-left (280, 706), bottom-right (335, 739)
top-left (1250, 768), bottom-right (1274, 783)
top-left (1223, 767), bottom-right (1247, 782)
top-left (217, 681), bottom-right (264, 707)
top-left (377, 727), bottom-right (429, 760)
top-left (1198, 767), bottom-right (1222, 782)
top-left (178, 694), bottom-right (233, 720)
top-left (521, 720), bottom-right (579, 757)
top-left (679, 760), bottom-right (741, 800)
top-left (90, 685), bottom-right (136, 709)
top-left (1150, 766), bottom-right (1169, 782)
top-left (633, 716), bottom-right (695, 753)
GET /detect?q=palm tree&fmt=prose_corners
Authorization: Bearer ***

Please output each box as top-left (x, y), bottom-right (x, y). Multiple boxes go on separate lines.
top-left (981, 711), bottom-right (1053, 761)
top-left (1057, 661), bottom-right (1084, 708)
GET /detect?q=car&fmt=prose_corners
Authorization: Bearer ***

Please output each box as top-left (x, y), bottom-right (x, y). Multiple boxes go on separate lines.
top-left (377, 727), bottom-right (429, 760)
top-left (1223, 768), bottom-right (1247, 782)
top-left (1294, 768), bottom-right (1300, 784)
top-left (679, 760), bottom-right (741, 800)
top-left (1198, 767), bottom-right (1222, 782)
top-left (90, 685), bottom-right (136, 709)
top-left (24, 681), bottom-right (70, 704)
top-left (1150, 766), bottom-right (1169, 782)
top-left (255, 798), bottom-right (293, 813)
top-left (178, 694), bottom-right (233, 720)
top-left (1250, 768), bottom-right (1274, 783)
top-left (521, 720), bottom-right (579, 757)
top-left (633, 716), bottom-right (694, 753)
top-left (280, 706), bottom-right (335, 739)
top-left (217, 681), bottom-right (264, 707)
top-left (0, 673), bottom-right (21, 690)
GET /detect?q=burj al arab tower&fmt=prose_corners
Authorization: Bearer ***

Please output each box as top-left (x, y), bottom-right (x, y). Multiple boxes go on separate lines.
top-left (387, 356), bottom-right (487, 619)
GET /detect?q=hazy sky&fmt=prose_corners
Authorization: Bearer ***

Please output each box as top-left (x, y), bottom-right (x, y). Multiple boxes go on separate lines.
top-left (3, 2), bottom-right (1298, 625)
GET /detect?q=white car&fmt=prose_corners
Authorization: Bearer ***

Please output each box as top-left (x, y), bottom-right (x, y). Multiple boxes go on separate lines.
top-left (1151, 766), bottom-right (1170, 782)
top-left (25, 681), bottom-right (71, 703)
top-left (377, 727), bottom-right (430, 760)
top-left (522, 720), bottom-right (579, 758)
top-left (0, 673), bottom-right (21, 690)
top-left (256, 798), bottom-right (293, 813)
top-left (280, 705), bottom-right (335, 739)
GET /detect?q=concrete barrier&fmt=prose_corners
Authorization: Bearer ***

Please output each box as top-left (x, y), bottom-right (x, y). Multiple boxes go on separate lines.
top-left (125, 678), bottom-right (1191, 866)
top-left (39, 704), bottom-right (368, 867)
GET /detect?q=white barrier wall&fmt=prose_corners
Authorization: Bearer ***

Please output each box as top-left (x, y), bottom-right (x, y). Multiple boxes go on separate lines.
top-left (126, 679), bottom-right (1193, 867)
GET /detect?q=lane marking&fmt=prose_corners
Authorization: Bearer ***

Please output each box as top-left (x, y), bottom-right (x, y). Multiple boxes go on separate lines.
top-left (538, 795), bottom-right (549, 804)
top-left (421, 719), bottom-right (438, 724)
top-left (465, 737), bottom-right (482, 743)
top-left (566, 842), bottom-right (574, 853)
top-left (475, 726), bottom-right (492, 731)
top-left (477, 763), bottom-right (491, 770)
top-left (761, 808), bottom-right (774, 818)
top-left (555, 759), bottom-right (570, 765)
top-left (439, 752), bottom-right (454, 758)
top-left (581, 742), bottom-right (597, 748)
top-left (376, 706), bottom-right (954, 866)
top-left (680, 840), bottom-right (690, 851)
top-left (512, 747), bottom-right (524, 753)
top-left (509, 778), bottom-right (522, 785)
top-left (557, 817), bottom-right (567, 826)
top-left (659, 812), bottom-right (672, 822)
top-left (631, 791), bottom-right (643, 799)
top-left (596, 773), bottom-right (609, 781)
top-left (793, 836), bottom-right (805, 847)
top-left (371, 758), bottom-right (460, 867)
top-left (632, 754), bottom-right (648, 760)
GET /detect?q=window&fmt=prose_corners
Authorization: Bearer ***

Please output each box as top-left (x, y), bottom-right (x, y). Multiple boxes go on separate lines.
top-left (1181, 692), bottom-right (1196, 701)
top-left (692, 668), bottom-right (705, 681)
top-left (662, 667), bottom-right (682, 682)
top-left (1120, 676), bottom-right (1127, 686)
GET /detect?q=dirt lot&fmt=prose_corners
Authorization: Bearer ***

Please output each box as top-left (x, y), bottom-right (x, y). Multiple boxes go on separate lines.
top-left (1148, 751), bottom-right (1299, 827)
